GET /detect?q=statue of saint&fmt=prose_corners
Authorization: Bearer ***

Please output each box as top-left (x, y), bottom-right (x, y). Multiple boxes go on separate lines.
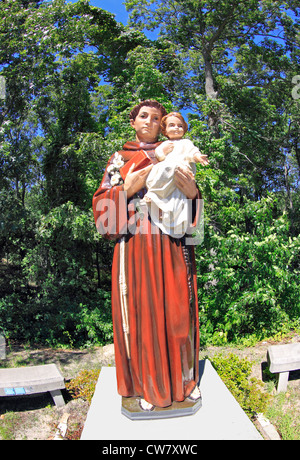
top-left (93, 100), bottom-right (203, 413)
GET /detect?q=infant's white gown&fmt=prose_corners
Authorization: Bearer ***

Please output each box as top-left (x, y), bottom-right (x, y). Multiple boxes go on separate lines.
top-left (145, 138), bottom-right (199, 238)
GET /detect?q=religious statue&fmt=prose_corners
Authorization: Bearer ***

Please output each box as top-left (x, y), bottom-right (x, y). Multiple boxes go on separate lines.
top-left (92, 100), bottom-right (207, 418)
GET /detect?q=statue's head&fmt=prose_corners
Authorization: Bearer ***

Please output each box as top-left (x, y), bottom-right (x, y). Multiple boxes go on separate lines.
top-left (129, 100), bottom-right (167, 143)
top-left (129, 100), bottom-right (167, 121)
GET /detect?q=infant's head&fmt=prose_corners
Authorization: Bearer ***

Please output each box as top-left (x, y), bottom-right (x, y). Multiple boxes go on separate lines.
top-left (161, 112), bottom-right (188, 140)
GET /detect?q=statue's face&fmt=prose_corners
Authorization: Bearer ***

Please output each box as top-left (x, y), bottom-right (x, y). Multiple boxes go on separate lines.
top-left (164, 116), bottom-right (185, 140)
top-left (130, 106), bottom-right (162, 143)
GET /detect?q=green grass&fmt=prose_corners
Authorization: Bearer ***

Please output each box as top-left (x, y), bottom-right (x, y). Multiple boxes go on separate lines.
top-left (0, 412), bottom-right (20, 440)
top-left (266, 390), bottom-right (300, 440)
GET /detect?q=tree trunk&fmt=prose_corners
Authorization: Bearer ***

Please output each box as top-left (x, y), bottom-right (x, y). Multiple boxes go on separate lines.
top-left (284, 163), bottom-right (293, 211)
top-left (203, 51), bottom-right (218, 101)
top-left (203, 50), bottom-right (219, 137)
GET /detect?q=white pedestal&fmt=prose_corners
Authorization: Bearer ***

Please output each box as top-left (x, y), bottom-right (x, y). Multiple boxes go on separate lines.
top-left (81, 359), bottom-right (262, 441)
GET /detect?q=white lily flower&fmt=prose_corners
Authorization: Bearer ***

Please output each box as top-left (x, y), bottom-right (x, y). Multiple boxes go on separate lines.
top-left (107, 164), bottom-right (116, 175)
top-left (110, 173), bottom-right (122, 186)
top-left (113, 152), bottom-right (124, 169)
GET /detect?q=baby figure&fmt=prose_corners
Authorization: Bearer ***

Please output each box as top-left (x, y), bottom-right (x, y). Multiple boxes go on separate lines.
top-left (144, 112), bottom-right (209, 238)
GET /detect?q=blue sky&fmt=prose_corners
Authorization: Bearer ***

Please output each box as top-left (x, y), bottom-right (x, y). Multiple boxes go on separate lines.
top-left (68, 0), bottom-right (130, 24)
top-left (67, 0), bottom-right (159, 39)
top-left (92, 0), bottom-right (129, 24)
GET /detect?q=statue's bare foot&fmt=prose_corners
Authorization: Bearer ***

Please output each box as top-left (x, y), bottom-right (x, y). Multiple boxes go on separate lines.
top-left (139, 398), bottom-right (155, 411)
top-left (188, 385), bottom-right (201, 401)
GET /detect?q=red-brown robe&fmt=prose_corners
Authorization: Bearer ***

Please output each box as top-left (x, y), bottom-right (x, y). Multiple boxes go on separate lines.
top-left (92, 141), bottom-right (201, 408)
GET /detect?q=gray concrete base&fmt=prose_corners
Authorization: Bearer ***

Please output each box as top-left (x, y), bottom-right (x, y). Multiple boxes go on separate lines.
top-left (121, 394), bottom-right (202, 420)
top-left (81, 359), bottom-right (262, 440)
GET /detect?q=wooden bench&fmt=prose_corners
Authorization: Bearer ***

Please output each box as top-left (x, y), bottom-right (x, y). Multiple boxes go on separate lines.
top-left (0, 363), bottom-right (66, 407)
top-left (267, 343), bottom-right (300, 392)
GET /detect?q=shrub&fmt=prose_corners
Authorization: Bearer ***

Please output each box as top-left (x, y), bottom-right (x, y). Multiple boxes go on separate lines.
top-left (209, 353), bottom-right (272, 418)
top-left (66, 369), bottom-right (100, 404)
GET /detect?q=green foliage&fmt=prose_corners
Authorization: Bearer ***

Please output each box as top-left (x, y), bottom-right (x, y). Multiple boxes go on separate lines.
top-left (77, 294), bottom-right (114, 346)
top-left (66, 369), bottom-right (100, 403)
top-left (0, 289), bottom-right (113, 347)
top-left (0, 0), bottom-right (299, 347)
top-left (210, 353), bottom-right (272, 417)
top-left (197, 194), bottom-right (300, 345)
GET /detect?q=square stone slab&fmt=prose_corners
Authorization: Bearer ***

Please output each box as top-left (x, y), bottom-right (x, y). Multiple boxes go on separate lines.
top-left (81, 360), bottom-right (262, 440)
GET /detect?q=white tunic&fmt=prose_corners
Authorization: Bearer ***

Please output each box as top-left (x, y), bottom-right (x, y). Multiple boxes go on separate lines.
top-left (145, 139), bottom-right (199, 238)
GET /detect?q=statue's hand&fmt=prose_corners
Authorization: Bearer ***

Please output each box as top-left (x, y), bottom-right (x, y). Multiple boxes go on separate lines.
top-left (124, 164), bottom-right (153, 198)
top-left (174, 166), bottom-right (198, 199)
top-left (163, 141), bottom-right (174, 155)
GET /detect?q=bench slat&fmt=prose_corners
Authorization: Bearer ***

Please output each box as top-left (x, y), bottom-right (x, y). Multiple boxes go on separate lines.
top-left (267, 343), bottom-right (300, 373)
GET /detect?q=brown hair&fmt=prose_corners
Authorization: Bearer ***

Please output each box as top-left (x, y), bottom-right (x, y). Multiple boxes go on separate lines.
top-left (129, 100), bottom-right (167, 121)
top-left (160, 112), bottom-right (188, 137)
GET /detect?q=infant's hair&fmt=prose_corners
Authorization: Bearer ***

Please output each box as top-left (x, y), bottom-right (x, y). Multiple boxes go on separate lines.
top-left (161, 112), bottom-right (188, 136)
top-left (129, 100), bottom-right (167, 121)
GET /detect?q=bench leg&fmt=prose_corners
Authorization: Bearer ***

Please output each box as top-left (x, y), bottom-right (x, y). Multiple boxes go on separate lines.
top-left (50, 389), bottom-right (65, 407)
top-left (277, 371), bottom-right (289, 393)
